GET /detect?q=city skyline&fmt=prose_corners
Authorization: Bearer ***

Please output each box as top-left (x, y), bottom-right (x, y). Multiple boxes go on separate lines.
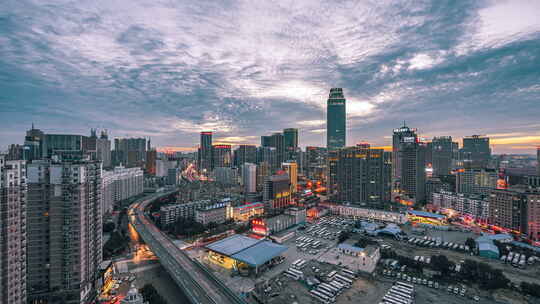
top-left (2, 1), bottom-right (540, 153)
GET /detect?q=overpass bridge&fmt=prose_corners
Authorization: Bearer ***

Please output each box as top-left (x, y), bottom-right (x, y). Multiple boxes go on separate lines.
top-left (128, 192), bottom-right (248, 304)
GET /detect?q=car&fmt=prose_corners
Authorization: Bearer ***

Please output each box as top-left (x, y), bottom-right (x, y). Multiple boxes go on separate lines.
top-left (473, 296), bottom-right (480, 301)
top-left (412, 277), bottom-right (417, 284)
top-left (460, 289), bottom-right (466, 296)
top-left (434, 282), bottom-right (439, 289)
top-left (428, 281), bottom-right (433, 287)
top-left (447, 285), bottom-right (453, 293)
top-left (397, 273), bottom-right (401, 279)
top-left (454, 287), bottom-right (459, 294)
top-left (422, 279), bottom-right (427, 285)
top-left (407, 276), bottom-right (411, 282)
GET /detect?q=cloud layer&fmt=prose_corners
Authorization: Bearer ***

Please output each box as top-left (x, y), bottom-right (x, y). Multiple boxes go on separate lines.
top-left (1, 0), bottom-right (540, 153)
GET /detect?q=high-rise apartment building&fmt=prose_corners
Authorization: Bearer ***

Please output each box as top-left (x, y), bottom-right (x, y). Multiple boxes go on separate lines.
top-left (327, 88), bottom-right (346, 150)
top-left (269, 133), bottom-right (285, 167)
top-left (145, 148), bottom-right (157, 175)
top-left (382, 151), bottom-right (393, 202)
top-left (113, 137), bottom-right (146, 168)
top-left (283, 128), bottom-right (298, 160)
top-left (398, 137), bottom-right (427, 204)
top-left (0, 156), bottom-right (27, 304)
top-left (305, 146), bottom-right (326, 180)
top-left (256, 161), bottom-right (270, 192)
top-left (6, 144), bottom-right (24, 161)
top-left (488, 189), bottom-right (528, 234)
top-left (461, 135), bottom-right (491, 167)
top-left (26, 160), bottom-right (102, 304)
top-left (327, 150), bottom-right (339, 198)
top-left (212, 145), bottom-right (232, 168)
top-left (102, 166), bottom-right (144, 214)
top-left (198, 131), bottom-right (213, 173)
top-left (456, 167), bottom-right (498, 195)
top-left (257, 146), bottom-right (277, 170)
top-left (334, 144), bottom-right (385, 205)
top-left (96, 130), bottom-right (112, 168)
top-left (392, 124), bottom-right (418, 181)
top-left (537, 147), bottom-right (540, 176)
top-left (234, 145), bottom-right (257, 167)
top-left (23, 125), bottom-right (45, 161)
top-left (431, 136), bottom-right (457, 176)
top-left (282, 162), bottom-right (298, 194)
top-left (242, 163), bottom-right (257, 194)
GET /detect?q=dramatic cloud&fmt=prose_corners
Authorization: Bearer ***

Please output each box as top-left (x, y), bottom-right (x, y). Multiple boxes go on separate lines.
top-left (1, 0), bottom-right (539, 153)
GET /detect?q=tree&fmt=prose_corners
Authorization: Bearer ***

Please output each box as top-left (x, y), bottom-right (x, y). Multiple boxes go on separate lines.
top-left (465, 238), bottom-right (476, 251)
top-left (338, 231), bottom-right (350, 243)
top-left (140, 284), bottom-right (167, 304)
top-left (103, 222), bottom-right (115, 233)
top-left (521, 282), bottom-right (540, 298)
top-left (430, 255), bottom-right (453, 276)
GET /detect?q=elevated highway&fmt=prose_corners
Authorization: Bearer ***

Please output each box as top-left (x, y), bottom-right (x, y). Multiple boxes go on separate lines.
top-left (128, 192), bottom-right (247, 304)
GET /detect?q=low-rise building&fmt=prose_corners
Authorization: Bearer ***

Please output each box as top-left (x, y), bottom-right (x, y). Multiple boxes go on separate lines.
top-left (228, 202), bottom-right (265, 222)
top-left (160, 200), bottom-right (214, 226)
top-left (195, 202), bottom-right (228, 225)
top-left (321, 202), bottom-right (408, 224)
top-left (251, 214), bottom-right (296, 236)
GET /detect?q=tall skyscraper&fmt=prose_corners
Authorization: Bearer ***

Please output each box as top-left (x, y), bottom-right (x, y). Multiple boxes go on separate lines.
top-left (383, 151), bottom-right (393, 202)
top-left (461, 135), bottom-right (491, 167)
top-left (23, 124), bottom-right (44, 161)
top-left (96, 130), bottom-right (112, 168)
top-left (0, 156), bottom-right (27, 304)
top-left (269, 132), bottom-right (285, 167)
top-left (26, 160), bottom-right (103, 304)
top-left (242, 163), bottom-right (257, 193)
top-left (260, 135), bottom-right (272, 147)
top-left (283, 128), bottom-right (298, 160)
top-left (334, 144), bottom-right (385, 205)
top-left (392, 124), bottom-right (418, 181)
top-left (212, 144), bottom-right (232, 168)
top-left (256, 161), bottom-right (271, 192)
top-left (234, 145), bottom-right (257, 167)
top-left (537, 147), bottom-right (540, 176)
top-left (282, 162), bottom-right (298, 194)
top-left (431, 136), bottom-right (457, 177)
top-left (198, 131), bottom-right (213, 172)
top-left (113, 137), bottom-right (146, 168)
top-left (398, 136), bottom-right (427, 204)
top-left (326, 88), bottom-right (346, 150)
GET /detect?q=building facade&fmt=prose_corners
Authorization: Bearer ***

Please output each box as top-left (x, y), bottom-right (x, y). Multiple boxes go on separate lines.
top-left (242, 163), bottom-right (257, 193)
top-left (456, 167), bottom-right (498, 195)
top-left (398, 136), bottom-right (426, 203)
top-left (461, 135), bottom-right (491, 168)
top-left (282, 162), bottom-right (298, 194)
top-left (327, 88), bottom-right (346, 150)
top-left (212, 145), bottom-right (232, 169)
top-left (102, 166), bottom-right (144, 214)
top-left (26, 160), bottom-right (103, 304)
top-left (430, 136), bottom-right (457, 177)
top-left (432, 191), bottom-right (489, 221)
top-left (263, 174), bottom-right (291, 213)
top-left (334, 144), bottom-right (385, 205)
top-left (195, 203), bottom-right (228, 225)
top-left (198, 131), bottom-right (213, 173)
top-left (0, 157), bottom-right (27, 304)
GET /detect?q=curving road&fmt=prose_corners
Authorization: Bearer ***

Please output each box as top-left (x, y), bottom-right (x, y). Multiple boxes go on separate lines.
top-left (128, 192), bottom-right (247, 304)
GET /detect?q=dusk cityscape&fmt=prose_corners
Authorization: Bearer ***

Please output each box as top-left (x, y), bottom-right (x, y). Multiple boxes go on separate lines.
top-left (1, 1), bottom-right (540, 304)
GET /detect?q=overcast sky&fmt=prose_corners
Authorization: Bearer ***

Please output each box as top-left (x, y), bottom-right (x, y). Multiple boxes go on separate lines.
top-left (1, 0), bottom-right (540, 153)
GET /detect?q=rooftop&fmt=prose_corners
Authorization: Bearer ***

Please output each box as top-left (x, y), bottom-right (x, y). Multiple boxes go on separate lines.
top-left (408, 210), bottom-right (446, 220)
top-left (205, 234), bottom-right (262, 256)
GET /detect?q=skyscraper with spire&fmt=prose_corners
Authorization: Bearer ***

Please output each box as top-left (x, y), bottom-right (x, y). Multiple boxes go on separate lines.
top-left (326, 88), bottom-right (346, 150)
